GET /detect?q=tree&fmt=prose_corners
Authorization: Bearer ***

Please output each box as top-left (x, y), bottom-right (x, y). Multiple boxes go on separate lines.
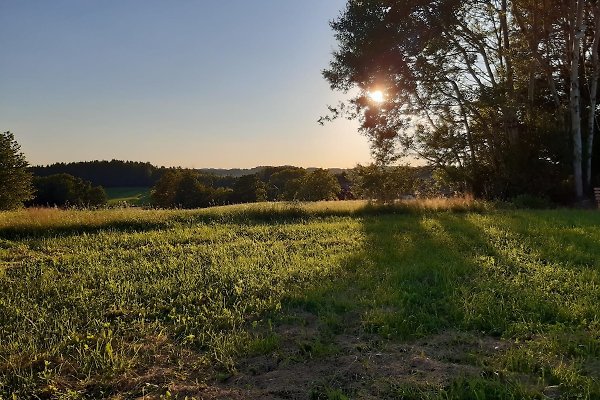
top-left (323, 0), bottom-right (600, 201)
top-left (0, 131), bottom-right (34, 210)
top-left (230, 174), bottom-right (267, 203)
top-left (31, 160), bottom-right (160, 187)
top-left (174, 171), bottom-right (208, 209)
top-left (30, 173), bottom-right (107, 207)
top-left (268, 167), bottom-right (307, 200)
top-left (350, 164), bottom-right (416, 202)
top-left (151, 170), bottom-right (181, 208)
top-left (296, 169), bottom-right (341, 201)
top-left (151, 169), bottom-right (230, 209)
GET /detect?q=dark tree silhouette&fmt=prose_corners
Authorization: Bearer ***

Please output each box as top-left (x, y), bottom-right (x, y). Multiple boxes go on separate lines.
top-left (0, 131), bottom-right (34, 210)
top-left (29, 174), bottom-right (107, 207)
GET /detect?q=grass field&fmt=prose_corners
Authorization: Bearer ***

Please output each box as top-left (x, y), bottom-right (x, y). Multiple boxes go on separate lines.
top-left (0, 201), bottom-right (599, 399)
top-left (105, 187), bottom-right (151, 206)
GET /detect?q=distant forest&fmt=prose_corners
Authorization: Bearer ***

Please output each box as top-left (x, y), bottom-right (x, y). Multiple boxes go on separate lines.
top-left (30, 160), bottom-right (349, 188)
top-left (31, 160), bottom-right (160, 187)
top-left (28, 160), bottom-right (445, 209)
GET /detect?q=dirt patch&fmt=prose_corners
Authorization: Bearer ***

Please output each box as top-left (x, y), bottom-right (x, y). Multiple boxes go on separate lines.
top-left (225, 332), bottom-right (505, 399)
top-left (94, 312), bottom-right (510, 399)
top-left (156, 329), bottom-right (510, 399)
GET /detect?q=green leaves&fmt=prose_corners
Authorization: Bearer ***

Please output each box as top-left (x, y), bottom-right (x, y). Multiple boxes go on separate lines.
top-left (0, 131), bottom-right (33, 210)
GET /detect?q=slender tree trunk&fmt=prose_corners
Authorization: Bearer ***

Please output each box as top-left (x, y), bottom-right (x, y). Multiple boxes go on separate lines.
top-left (570, 0), bottom-right (585, 199)
top-left (586, 7), bottom-right (600, 191)
top-left (512, 5), bottom-right (561, 108)
top-left (500, 0), bottom-right (519, 145)
top-left (449, 80), bottom-right (476, 167)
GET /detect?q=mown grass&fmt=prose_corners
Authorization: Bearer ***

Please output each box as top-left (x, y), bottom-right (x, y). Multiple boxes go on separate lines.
top-left (105, 187), bottom-right (151, 206)
top-left (0, 201), bottom-right (598, 399)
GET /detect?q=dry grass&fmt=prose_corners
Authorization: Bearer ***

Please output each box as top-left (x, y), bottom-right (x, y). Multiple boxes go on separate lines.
top-left (0, 197), bottom-right (488, 234)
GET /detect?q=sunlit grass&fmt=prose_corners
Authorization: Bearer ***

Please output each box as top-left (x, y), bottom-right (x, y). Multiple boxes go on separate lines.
top-left (0, 197), bottom-right (488, 233)
top-left (0, 201), bottom-right (598, 398)
top-left (105, 187), bottom-right (151, 206)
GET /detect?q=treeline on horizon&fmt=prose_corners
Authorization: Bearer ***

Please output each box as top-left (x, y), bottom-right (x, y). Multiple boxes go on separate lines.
top-left (29, 160), bottom-right (349, 188)
top-left (27, 160), bottom-right (442, 209)
top-left (31, 160), bottom-right (172, 188)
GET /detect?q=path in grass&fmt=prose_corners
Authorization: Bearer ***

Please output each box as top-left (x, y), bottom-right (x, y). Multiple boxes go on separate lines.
top-left (0, 205), bottom-right (599, 399)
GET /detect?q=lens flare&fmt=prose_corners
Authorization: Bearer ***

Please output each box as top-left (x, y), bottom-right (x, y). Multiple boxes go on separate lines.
top-left (369, 90), bottom-right (384, 103)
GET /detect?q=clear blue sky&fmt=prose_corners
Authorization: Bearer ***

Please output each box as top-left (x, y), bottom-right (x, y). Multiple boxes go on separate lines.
top-left (0, 1), bottom-right (371, 168)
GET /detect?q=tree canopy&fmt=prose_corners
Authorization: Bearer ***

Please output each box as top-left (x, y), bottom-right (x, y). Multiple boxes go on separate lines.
top-left (0, 131), bottom-right (34, 210)
top-left (29, 174), bottom-right (107, 208)
top-left (296, 169), bottom-right (342, 201)
top-left (150, 167), bottom-right (346, 209)
top-left (324, 0), bottom-right (600, 202)
top-left (31, 160), bottom-right (160, 187)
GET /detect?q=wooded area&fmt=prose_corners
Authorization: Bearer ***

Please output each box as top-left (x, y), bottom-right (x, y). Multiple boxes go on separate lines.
top-left (28, 160), bottom-right (444, 209)
top-left (323, 0), bottom-right (600, 203)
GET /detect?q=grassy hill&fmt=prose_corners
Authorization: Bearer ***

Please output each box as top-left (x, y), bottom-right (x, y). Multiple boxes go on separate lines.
top-left (0, 201), bottom-right (598, 398)
top-left (105, 186), bottom-right (151, 206)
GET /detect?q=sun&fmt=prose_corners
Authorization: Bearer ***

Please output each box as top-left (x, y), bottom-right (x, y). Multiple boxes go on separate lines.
top-left (369, 90), bottom-right (385, 103)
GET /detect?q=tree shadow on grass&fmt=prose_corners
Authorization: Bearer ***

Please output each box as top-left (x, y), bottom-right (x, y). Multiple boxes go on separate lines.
top-left (217, 214), bottom-right (505, 398)
top-left (225, 212), bottom-right (600, 398)
top-left (496, 210), bottom-right (600, 270)
top-left (441, 213), bottom-right (600, 331)
top-left (348, 214), bottom-right (478, 338)
top-left (435, 213), bottom-right (600, 397)
top-left (0, 220), bottom-right (172, 240)
top-left (0, 211), bottom-right (315, 240)
top-left (9, 209), bottom-right (596, 399)
top-left (285, 213), bottom-right (499, 340)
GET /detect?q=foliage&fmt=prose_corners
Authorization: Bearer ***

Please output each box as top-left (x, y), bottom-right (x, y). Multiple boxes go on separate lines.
top-left (0, 131), bottom-right (34, 210)
top-left (29, 173), bottom-right (107, 208)
top-left (268, 167), bottom-right (307, 200)
top-left (151, 169), bottom-right (231, 208)
top-left (230, 174), bottom-right (268, 203)
top-left (323, 0), bottom-right (600, 201)
top-left (31, 160), bottom-right (160, 187)
top-left (0, 204), bottom-right (598, 397)
top-left (150, 168), bottom-right (345, 208)
top-left (350, 164), bottom-right (417, 202)
top-left (296, 169), bottom-right (342, 201)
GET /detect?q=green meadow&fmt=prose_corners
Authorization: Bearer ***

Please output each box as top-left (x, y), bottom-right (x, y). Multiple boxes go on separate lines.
top-left (0, 201), bottom-right (599, 399)
top-left (105, 187), bottom-right (151, 207)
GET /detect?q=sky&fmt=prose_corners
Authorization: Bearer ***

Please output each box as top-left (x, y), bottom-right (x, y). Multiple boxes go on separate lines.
top-left (0, 1), bottom-right (372, 168)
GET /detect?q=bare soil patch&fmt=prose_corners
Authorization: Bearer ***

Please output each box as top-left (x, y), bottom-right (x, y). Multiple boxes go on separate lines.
top-left (152, 313), bottom-right (511, 399)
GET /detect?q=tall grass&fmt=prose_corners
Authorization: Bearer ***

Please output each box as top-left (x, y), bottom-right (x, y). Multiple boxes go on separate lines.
top-left (0, 197), bottom-right (488, 234)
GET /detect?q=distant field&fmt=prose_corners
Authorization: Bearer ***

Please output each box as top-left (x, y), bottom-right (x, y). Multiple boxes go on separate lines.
top-left (105, 186), bottom-right (151, 206)
top-left (0, 201), bottom-right (599, 399)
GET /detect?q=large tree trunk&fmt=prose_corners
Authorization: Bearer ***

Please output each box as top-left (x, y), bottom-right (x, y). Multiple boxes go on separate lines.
top-left (586, 6), bottom-right (600, 191)
top-left (570, 0), bottom-right (585, 199)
